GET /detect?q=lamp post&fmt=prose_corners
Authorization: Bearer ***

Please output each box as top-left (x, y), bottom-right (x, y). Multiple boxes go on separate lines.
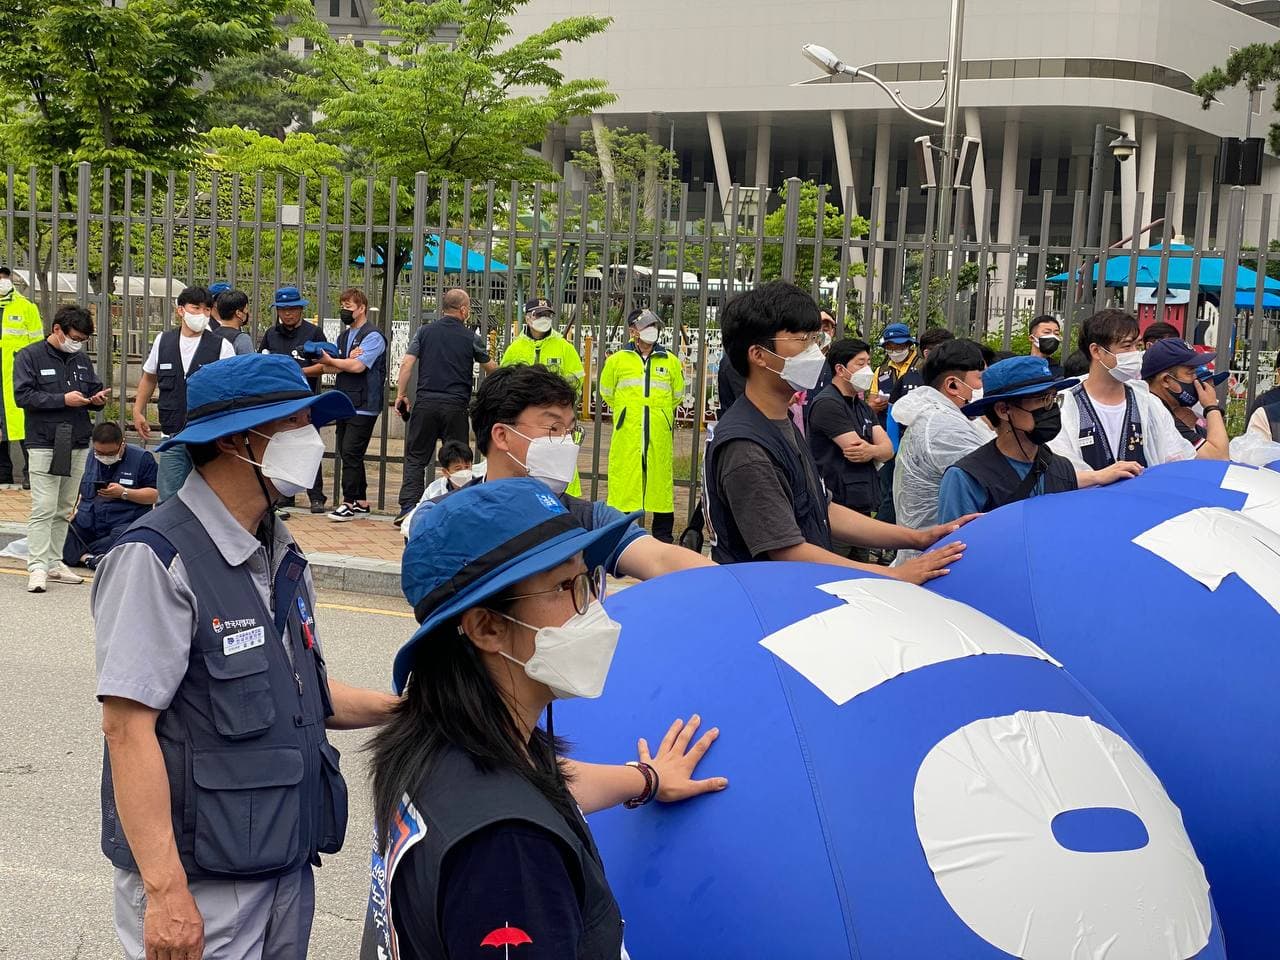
top-left (1080, 124), bottom-right (1138, 319)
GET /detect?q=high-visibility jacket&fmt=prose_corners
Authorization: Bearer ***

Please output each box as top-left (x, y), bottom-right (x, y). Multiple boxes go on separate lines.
top-left (1, 291), bottom-right (44, 441)
top-left (501, 330), bottom-right (587, 497)
top-left (599, 342), bottom-right (685, 513)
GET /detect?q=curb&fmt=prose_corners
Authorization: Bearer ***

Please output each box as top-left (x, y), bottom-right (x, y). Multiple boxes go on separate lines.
top-left (0, 522), bottom-right (404, 599)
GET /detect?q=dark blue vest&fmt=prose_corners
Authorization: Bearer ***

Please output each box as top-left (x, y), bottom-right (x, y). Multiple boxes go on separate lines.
top-left (156, 330), bottom-right (225, 435)
top-left (1071, 383), bottom-right (1147, 470)
top-left (705, 396), bottom-right (833, 564)
top-left (952, 440), bottom-right (1078, 512)
top-left (100, 498), bottom-right (348, 882)
top-left (335, 323), bottom-right (386, 414)
top-left (74, 444), bottom-right (153, 534)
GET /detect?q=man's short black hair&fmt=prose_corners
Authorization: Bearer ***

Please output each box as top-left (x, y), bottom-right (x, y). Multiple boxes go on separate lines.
top-left (188, 439), bottom-right (223, 467)
top-left (92, 421), bottom-right (123, 445)
top-left (177, 285), bottom-right (212, 309)
top-left (721, 281), bottom-right (821, 376)
top-left (0, 266), bottom-right (10, 278)
top-left (1063, 349), bottom-right (1091, 378)
top-left (919, 327), bottom-right (954, 353)
top-left (438, 440), bottom-right (473, 468)
top-left (826, 337), bottom-right (870, 371)
top-left (53, 304), bottom-right (94, 337)
top-left (216, 290), bottom-right (249, 318)
top-left (470, 364), bottom-right (576, 455)
top-left (924, 338), bottom-right (986, 388)
top-left (1142, 321), bottom-right (1181, 346)
top-left (1029, 314), bottom-right (1061, 335)
top-left (1079, 308), bottom-right (1140, 355)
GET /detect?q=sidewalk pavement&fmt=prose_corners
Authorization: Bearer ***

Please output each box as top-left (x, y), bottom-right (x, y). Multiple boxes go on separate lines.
top-left (0, 487), bottom-right (409, 598)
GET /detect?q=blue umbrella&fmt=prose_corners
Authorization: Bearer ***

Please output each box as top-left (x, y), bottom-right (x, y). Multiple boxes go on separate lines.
top-left (353, 234), bottom-right (508, 273)
top-left (557, 562), bottom-right (1225, 958)
top-left (1049, 243), bottom-right (1280, 293)
top-left (928, 459), bottom-right (1280, 957)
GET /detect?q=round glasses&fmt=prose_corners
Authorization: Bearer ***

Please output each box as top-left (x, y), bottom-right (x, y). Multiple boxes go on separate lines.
top-left (500, 566), bottom-right (607, 616)
top-left (1016, 392), bottom-right (1065, 412)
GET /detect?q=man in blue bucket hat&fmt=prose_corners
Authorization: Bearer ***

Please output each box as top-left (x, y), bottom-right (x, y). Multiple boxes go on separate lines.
top-left (259, 286), bottom-right (331, 513)
top-left (93, 352), bottom-right (398, 960)
top-left (936, 355), bottom-right (1141, 522)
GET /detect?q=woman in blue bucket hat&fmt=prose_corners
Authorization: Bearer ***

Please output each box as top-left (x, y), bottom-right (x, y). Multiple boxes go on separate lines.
top-left (361, 477), bottom-right (727, 960)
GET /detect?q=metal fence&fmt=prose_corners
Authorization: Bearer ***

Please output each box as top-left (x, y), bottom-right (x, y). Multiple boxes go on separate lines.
top-left (3, 162), bottom-right (1278, 514)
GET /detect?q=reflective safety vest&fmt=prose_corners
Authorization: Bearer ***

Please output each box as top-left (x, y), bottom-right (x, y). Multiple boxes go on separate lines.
top-left (0, 291), bottom-right (44, 441)
top-left (598, 343), bottom-right (685, 513)
top-left (501, 331), bottom-right (585, 387)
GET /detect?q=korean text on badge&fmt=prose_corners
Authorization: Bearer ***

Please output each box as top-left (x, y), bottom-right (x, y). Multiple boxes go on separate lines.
top-left (223, 626), bottom-right (266, 656)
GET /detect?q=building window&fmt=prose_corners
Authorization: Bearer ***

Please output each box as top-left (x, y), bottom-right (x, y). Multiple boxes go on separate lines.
top-left (1014, 59), bottom-right (1039, 79)
top-left (349, 0), bottom-right (359, 16)
top-left (1028, 157), bottom-right (1042, 198)
top-left (329, 0), bottom-right (340, 16)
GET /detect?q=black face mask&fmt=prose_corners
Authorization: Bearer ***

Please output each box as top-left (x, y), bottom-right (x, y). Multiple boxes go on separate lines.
top-left (1036, 336), bottom-right (1061, 356)
top-left (1025, 405), bottom-right (1063, 445)
top-left (340, 308), bottom-right (355, 325)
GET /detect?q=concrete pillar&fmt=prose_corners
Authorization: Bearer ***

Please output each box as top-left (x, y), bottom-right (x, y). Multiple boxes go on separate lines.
top-left (755, 113), bottom-right (772, 188)
top-left (1119, 111), bottom-right (1138, 240)
top-left (1072, 149), bottom-right (1091, 195)
top-left (706, 112), bottom-right (733, 210)
top-left (551, 127), bottom-right (565, 174)
top-left (590, 115), bottom-right (616, 185)
top-left (1137, 116), bottom-right (1159, 239)
top-left (997, 118), bottom-right (1021, 283)
top-left (644, 113), bottom-right (661, 221)
top-left (1197, 146), bottom-right (1217, 243)
top-left (871, 117), bottom-right (892, 310)
top-left (830, 110), bottom-right (857, 212)
top-left (1169, 131), bottom-right (1189, 241)
top-left (964, 108), bottom-right (989, 240)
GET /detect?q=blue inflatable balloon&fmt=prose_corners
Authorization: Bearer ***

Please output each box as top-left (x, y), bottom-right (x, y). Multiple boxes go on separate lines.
top-left (929, 459), bottom-right (1280, 956)
top-left (559, 562), bottom-right (1225, 958)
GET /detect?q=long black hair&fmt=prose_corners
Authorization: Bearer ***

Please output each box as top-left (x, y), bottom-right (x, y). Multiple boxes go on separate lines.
top-left (369, 614), bottom-right (580, 854)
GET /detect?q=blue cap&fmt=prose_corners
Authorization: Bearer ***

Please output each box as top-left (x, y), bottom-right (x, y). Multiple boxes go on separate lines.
top-left (962, 355), bottom-right (1079, 416)
top-left (273, 286), bottom-right (309, 309)
top-left (157, 354), bottom-right (354, 451)
top-left (880, 323), bottom-right (915, 345)
top-left (1141, 338), bottom-right (1216, 380)
top-left (394, 478), bottom-right (639, 694)
top-left (208, 282), bottom-right (233, 297)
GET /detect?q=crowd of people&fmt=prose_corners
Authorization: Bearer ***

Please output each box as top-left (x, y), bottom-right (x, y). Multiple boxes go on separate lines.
top-left (0, 266), bottom-right (1262, 958)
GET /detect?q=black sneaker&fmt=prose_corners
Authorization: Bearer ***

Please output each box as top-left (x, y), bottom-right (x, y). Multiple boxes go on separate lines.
top-left (392, 508), bottom-right (412, 527)
top-left (275, 506), bottom-right (292, 521)
top-left (329, 503), bottom-right (357, 522)
top-left (350, 502), bottom-right (371, 516)
top-left (309, 498), bottom-right (327, 514)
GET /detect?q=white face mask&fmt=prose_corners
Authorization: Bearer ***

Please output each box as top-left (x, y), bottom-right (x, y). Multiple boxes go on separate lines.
top-left (849, 368), bottom-right (876, 392)
top-left (95, 450), bottom-right (123, 467)
top-left (241, 425), bottom-right (326, 498)
top-left (183, 310), bottom-right (209, 334)
top-left (637, 326), bottom-right (660, 345)
top-left (767, 342), bottom-right (827, 392)
top-left (0, 278), bottom-right (12, 296)
top-left (499, 600), bottom-right (621, 700)
top-left (528, 316), bottom-right (554, 335)
top-left (56, 331), bottom-right (84, 354)
top-left (447, 468), bottom-right (474, 489)
top-left (1105, 348), bottom-right (1143, 383)
top-left (886, 347), bottom-right (911, 364)
top-left (508, 428), bottom-right (580, 496)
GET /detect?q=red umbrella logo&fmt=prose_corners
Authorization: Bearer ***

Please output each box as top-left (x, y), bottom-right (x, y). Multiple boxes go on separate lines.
top-left (481, 922), bottom-right (533, 959)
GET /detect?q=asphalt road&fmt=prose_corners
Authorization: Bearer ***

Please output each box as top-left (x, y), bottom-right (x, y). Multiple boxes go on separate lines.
top-left (0, 562), bottom-right (415, 959)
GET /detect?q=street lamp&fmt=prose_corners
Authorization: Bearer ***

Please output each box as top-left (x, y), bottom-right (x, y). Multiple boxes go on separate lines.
top-left (1079, 124), bottom-right (1138, 319)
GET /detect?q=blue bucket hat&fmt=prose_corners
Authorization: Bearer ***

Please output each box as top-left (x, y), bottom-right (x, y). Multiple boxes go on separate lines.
top-left (394, 478), bottom-right (639, 694)
top-left (962, 355), bottom-right (1080, 417)
top-left (157, 354), bottom-right (354, 451)
top-left (880, 323), bottom-right (916, 345)
top-left (273, 286), bottom-right (309, 309)
top-left (208, 281), bottom-right (233, 297)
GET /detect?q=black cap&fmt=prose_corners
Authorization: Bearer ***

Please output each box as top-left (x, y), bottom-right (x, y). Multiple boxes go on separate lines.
top-left (524, 297), bottom-right (554, 317)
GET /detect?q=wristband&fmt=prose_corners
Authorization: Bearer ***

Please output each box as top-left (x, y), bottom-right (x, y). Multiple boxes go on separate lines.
top-left (1202, 405), bottom-right (1223, 417)
top-left (624, 760), bottom-right (659, 808)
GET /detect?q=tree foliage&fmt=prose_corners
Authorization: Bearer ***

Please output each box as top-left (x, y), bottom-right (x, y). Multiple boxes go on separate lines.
top-left (207, 48), bottom-right (320, 141)
top-left (761, 180), bottom-right (869, 293)
top-left (1193, 44), bottom-right (1280, 153)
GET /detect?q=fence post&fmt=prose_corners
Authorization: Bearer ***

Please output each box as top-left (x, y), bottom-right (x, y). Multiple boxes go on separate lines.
top-left (781, 177), bottom-right (801, 283)
top-left (1216, 187), bottom-right (1245, 406)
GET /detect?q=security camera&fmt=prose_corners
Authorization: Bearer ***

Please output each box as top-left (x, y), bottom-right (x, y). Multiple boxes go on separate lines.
top-left (1109, 132), bottom-right (1138, 162)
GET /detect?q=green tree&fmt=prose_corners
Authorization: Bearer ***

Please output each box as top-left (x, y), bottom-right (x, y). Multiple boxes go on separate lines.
top-left (1193, 44), bottom-right (1280, 152)
top-left (761, 180), bottom-right (869, 292)
top-left (207, 49), bottom-right (320, 141)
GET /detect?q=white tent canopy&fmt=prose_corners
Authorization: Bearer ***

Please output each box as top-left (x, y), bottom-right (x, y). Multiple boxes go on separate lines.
top-left (9, 269), bottom-right (91, 295)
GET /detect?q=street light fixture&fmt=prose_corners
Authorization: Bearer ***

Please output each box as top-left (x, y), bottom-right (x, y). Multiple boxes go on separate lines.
top-left (1109, 132), bottom-right (1139, 162)
top-left (1078, 123), bottom-right (1138, 321)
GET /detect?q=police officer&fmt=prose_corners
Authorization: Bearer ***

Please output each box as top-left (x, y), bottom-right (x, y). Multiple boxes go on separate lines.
top-left (502, 297), bottom-right (585, 389)
top-left (0, 265), bottom-right (43, 489)
top-left (259, 286), bottom-right (331, 513)
top-left (13, 304), bottom-right (108, 593)
top-left (313, 287), bottom-right (387, 521)
top-left (94, 352), bottom-right (397, 960)
top-left (599, 308), bottom-right (685, 543)
top-left (133, 286), bottom-right (234, 502)
top-left (63, 420), bottom-right (157, 569)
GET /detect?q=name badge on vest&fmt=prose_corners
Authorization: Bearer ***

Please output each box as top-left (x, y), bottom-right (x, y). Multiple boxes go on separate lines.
top-left (1079, 434), bottom-right (1095, 447)
top-left (40, 368), bottom-right (55, 376)
top-left (159, 362), bottom-right (174, 371)
top-left (120, 476), bottom-right (135, 486)
top-left (224, 625), bottom-right (266, 656)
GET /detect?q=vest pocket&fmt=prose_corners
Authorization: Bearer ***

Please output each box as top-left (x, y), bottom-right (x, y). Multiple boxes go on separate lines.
top-left (316, 741), bottom-right (349, 855)
top-left (203, 650), bottom-right (276, 739)
top-left (191, 746), bottom-right (303, 875)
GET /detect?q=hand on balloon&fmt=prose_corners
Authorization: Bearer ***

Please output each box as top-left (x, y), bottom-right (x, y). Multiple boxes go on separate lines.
top-left (912, 514), bottom-right (980, 550)
top-left (1097, 460), bottom-right (1143, 486)
top-left (887, 540), bottom-right (966, 585)
top-left (639, 715), bottom-right (728, 803)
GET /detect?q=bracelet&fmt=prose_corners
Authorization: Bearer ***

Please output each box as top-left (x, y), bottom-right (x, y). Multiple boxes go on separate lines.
top-left (1202, 405), bottom-right (1223, 417)
top-left (624, 761), bottom-right (659, 809)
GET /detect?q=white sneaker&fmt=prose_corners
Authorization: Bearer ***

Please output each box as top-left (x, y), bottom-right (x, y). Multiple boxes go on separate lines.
top-left (46, 563), bottom-right (85, 585)
top-left (27, 569), bottom-right (46, 593)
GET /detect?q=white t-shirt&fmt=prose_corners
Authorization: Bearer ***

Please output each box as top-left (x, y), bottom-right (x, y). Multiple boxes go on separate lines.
top-left (1051, 380), bottom-right (1196, 468)
top-left (1090, 397), bottom-right (1128, 461)
top-left (143, 330), bottom-right (234, 375)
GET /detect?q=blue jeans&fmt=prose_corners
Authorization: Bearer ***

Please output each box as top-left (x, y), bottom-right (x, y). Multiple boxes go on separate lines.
top-left (156, 445), bottom-right (193, 503)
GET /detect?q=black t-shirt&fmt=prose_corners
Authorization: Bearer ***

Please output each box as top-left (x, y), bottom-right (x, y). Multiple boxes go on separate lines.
top-left (391, 820), bottom-right (585, 960)
top-left (258, 320), bottom-right (328, 392)
top-left (806, 384), bottom-right (881, 513)
top-left (407, 316), bottom-right (491, 407)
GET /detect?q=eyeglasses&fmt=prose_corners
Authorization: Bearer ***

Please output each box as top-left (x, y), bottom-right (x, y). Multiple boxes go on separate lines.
top-left (499, 567), bottom-right (607, 616)
top-left (1016, 392), bottom-right (1064, 412)
top-left (773, 333), bottom-right (822, 348)
top-left (509, 422), bottom-right (585, 445)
